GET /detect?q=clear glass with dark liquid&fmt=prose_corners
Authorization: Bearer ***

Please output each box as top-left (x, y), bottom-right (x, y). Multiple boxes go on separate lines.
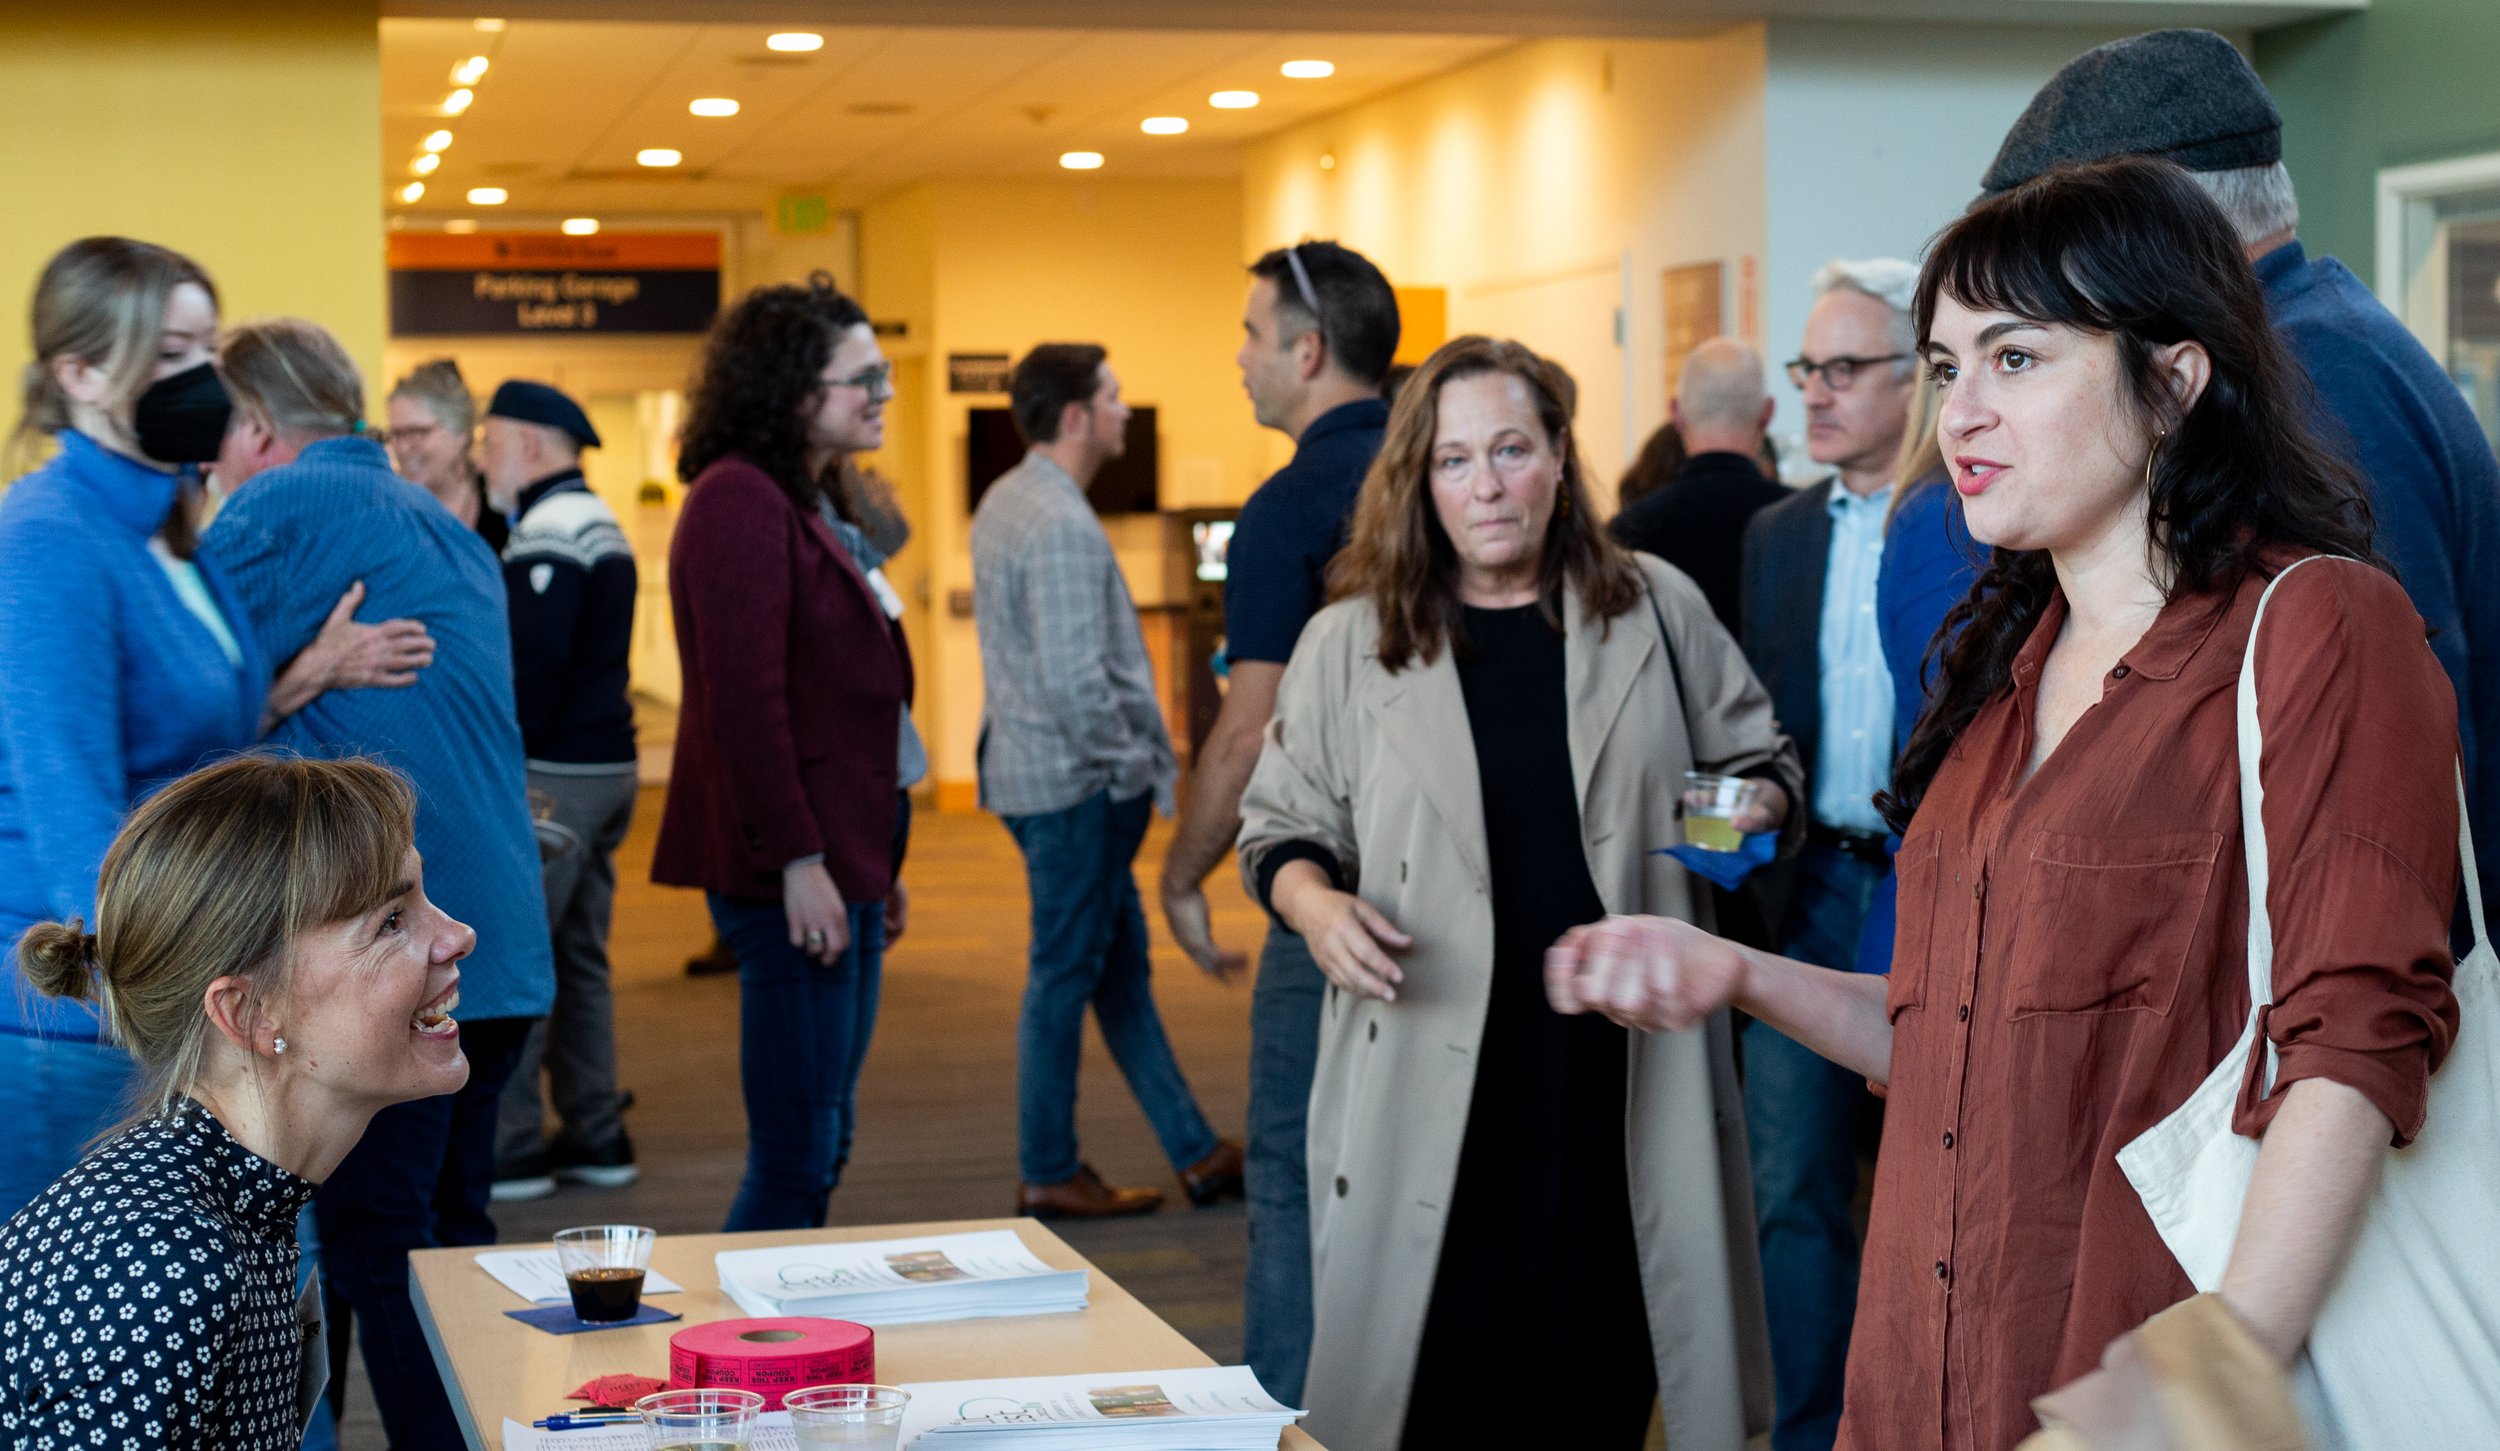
top-left (566, 1265), bottom-right (647, 1321)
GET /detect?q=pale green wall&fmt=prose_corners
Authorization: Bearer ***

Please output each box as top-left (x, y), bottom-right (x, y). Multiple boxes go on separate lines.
top-left (2259, 0), bottom-right (2500, 283)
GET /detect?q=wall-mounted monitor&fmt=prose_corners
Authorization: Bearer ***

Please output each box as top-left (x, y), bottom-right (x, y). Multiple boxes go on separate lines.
top-left (966, 406), bottom-right (1159, 515)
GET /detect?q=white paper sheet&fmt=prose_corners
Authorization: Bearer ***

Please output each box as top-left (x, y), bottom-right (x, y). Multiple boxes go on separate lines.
top-left (474, 1248), bottom-right (686, 1305)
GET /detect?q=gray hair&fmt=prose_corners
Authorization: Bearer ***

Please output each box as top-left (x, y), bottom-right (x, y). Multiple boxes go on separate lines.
top-left (2188, 162), bottom-right (2300, 249)
top-left (389, 358), bottom-right (476, 436)
top-left (1811, 257), bottom-right (1919, 377)
top-left (219, 319), bottom-right (365, 440)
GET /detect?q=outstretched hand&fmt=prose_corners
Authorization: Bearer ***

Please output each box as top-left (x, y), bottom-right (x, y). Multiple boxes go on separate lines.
top-left (1545, 914), bottom-right (1749, 1033)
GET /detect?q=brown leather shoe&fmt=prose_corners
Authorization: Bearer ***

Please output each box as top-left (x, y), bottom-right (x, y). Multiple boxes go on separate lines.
top-left (1017, 1163), bottom-right (1163, 1219)
top-left (1179, 1139), bottom-right (1246, 1208)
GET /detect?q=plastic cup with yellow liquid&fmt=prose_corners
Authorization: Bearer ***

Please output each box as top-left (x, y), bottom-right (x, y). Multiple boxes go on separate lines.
top-left (1681, 771), bottom-right (1763, 852)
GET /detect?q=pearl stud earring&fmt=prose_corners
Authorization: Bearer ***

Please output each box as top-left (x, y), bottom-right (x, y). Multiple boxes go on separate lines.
top-left (273, 1037), bottom-right (288, 1056)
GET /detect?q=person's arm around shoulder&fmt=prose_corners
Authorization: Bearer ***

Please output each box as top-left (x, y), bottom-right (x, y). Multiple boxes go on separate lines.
top-left (201, 492), bottom-right (433, 733)
top-left (1238, 603), bottom-right (1411, 1001)
top-left (2217, 557), bottom-right (2465, 1364)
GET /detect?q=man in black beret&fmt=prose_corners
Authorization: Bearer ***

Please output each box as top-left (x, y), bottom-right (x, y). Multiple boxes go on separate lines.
top-left (1986, 26), bottom-right (2500, 961)
top-left (479, 378), bottom-right (642, 1201)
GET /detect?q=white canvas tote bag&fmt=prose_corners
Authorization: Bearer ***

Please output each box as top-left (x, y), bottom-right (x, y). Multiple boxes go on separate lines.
top-left (2116, 555), bottom-right (2500, 1449)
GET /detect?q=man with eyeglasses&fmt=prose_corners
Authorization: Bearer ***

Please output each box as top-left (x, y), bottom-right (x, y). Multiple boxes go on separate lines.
top-left (1737, 257), bottom-right (1920, 1451)
top-left (1157, 239), bottom-right (1398, 1408)
top-left (474, 380), bottom-right (643, 1204)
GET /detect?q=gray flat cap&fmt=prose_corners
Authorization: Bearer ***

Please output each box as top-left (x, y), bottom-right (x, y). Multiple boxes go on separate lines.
top-left (1982, 29), bottom-right (2281, 194)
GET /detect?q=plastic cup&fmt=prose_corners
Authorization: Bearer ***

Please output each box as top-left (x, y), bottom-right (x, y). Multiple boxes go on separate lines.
top-left (785, 1384), bottom-right (911, 1450)
top-left (636, 1387), bottom-right (766, 1450)
top-left (1681, 771), bottom-right (1764, 852)
top-left (553, 1225), bottom-right (655, 1322)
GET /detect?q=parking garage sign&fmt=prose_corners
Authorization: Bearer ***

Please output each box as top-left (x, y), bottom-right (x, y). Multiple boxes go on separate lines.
top-left (388, 232), bottom-right (721, 335)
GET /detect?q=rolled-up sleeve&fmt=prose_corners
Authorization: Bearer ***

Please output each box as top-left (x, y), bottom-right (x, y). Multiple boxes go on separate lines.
top-left (2238, 561), bottom-right (2461, 1145)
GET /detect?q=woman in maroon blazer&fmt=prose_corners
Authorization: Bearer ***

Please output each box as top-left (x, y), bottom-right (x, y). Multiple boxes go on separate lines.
top-left (655, 274), bottom-right (913, 1231)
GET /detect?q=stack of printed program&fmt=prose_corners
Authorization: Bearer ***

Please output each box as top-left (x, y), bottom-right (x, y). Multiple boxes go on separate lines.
top-left (895, 1366), bottom-right (1304, 1450)
top-left (713, 1229), bottom-right (1087, 1325)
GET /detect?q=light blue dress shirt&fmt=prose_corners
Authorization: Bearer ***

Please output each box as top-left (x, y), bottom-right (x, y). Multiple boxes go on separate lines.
top-left (1811, 481), bottom-right (1896, 832)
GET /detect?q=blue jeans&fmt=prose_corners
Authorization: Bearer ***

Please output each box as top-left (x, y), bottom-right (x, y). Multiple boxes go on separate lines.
top-left (1748, 843), bottom-right (1885, 1451)
top-left (1242, 924), bottom-right (1325, 1407)
top-left (709, 893), bottom-right (885, 1231)
top-left (314, 1013), bottom-right (532, 1450)
top-left (0, 1030), bottom-right (135, 1224)
top-left (1002, 789), bottom-right (1218, 1185)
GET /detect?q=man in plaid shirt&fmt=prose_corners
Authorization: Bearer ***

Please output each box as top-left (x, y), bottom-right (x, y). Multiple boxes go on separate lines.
top-left (971, 343), bottom-right (1242, 1220)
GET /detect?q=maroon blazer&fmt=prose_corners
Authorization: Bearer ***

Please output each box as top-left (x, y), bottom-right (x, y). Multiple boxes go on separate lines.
top-left (652, 455), bottom-right (914, 905)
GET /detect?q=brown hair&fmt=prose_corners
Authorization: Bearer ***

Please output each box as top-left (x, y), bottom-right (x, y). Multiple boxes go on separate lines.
top-left (220, 318), bottom-right (366, 440)
top-left (12, 236), bottom-right (219, 551)
top-left (389, 358), bottom-right (476, 437)
top-left (17, 755), bottom-right (416, 1122)
top-left (1329, 334), bottom-right (1642, 671)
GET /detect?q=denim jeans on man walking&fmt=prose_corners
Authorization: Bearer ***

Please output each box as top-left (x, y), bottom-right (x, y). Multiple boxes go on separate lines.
top-left (708, 893), bottom-right (885, 1231)
top-left (1002, 788), bottom-right (1218, 1185)
top-left (1242, 923), bottom-right (1326, 1406)
top-left (1747, 842), bottom-right (1886, 1451)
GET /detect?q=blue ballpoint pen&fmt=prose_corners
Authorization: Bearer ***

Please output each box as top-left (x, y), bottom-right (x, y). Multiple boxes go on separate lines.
top-left (532, 1410), bottom-right (640, 1430)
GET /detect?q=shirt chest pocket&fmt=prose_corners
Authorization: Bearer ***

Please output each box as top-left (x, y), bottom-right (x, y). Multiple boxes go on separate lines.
top-left (2005, 829), bottom-right (2223, 1017)
top-left (1885, 831), bottom-right (1945, 1021)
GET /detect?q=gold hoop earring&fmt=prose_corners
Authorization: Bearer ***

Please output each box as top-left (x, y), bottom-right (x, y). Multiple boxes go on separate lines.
top-left (2144, 430), bottom-right (2168, 490)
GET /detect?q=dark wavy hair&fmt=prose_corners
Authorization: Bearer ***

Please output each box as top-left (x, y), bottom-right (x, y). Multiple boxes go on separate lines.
top-left (1877, 157), bottom-right (2379, 834)
top-left (677, 272), bottom-right (868, 511)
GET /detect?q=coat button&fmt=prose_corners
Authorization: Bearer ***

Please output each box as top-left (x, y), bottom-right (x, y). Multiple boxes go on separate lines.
top-left (1334, 1176), bottom-right (1349, 1198)
top-left (1367, 1022), bottom-right (1378, 1042)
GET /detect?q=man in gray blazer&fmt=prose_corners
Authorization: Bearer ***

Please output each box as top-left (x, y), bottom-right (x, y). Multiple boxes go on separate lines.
top-left (1738, 259), bottom-right (1919, 1451)
top-left (971, 342), bottom-right (1241, 1220)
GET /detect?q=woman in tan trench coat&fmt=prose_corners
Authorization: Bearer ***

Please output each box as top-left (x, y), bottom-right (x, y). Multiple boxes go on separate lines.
top-left (1238, 336), bottom-right (1800, 1451)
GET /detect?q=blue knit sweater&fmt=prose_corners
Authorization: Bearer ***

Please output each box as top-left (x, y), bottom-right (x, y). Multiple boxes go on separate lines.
top-left (0, 432), bottom-right (267, 1040)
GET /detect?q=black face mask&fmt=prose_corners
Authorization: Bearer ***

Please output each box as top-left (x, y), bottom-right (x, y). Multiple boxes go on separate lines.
top-left (131, 362), bottom-right (233, 465)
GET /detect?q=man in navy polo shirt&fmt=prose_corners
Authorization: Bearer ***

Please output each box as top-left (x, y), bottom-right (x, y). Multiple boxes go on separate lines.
top-left (1158, 239), bottom-right (1399, 1406)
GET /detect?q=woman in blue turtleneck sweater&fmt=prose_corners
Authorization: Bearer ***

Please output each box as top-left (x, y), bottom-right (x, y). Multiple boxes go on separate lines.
top-left (0, 238), bottom-right (425, 1220)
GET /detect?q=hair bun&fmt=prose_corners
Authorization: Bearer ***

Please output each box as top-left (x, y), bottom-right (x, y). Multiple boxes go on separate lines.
top-left (17, 920), bottom-right (101, 1003)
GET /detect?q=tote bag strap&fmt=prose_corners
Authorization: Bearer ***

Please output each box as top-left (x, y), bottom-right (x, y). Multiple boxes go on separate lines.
top-left (2235, 555), bottom-right (2491, 1073)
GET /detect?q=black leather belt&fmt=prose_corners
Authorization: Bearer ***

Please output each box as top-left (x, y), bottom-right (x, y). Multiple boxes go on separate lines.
top-left (1808, 824), bottom-right (1892, 866)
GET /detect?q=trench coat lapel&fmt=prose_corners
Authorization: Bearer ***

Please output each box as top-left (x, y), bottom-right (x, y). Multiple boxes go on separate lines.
top-left (1362, 655), bottom-right (1491, 891)
top-left (1566, 584), bottom-right (1662, 823)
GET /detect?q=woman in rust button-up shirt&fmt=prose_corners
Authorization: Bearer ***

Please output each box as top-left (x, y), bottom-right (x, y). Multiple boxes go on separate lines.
top-left (1546, 157), bottom-right (2463, 1450)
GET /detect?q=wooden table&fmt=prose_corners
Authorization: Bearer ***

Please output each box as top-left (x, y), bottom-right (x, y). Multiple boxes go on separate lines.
top-left (410, 1217), bottom-right (1324, 1450)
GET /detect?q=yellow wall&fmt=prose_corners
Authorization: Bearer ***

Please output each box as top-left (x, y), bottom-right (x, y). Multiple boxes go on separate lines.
top-left (859, 177), bottom-right (1263, 800)
top-left (0, 2), bottom-right (386, 444)
top-left (1243, 30), bottom-right (1771, 505)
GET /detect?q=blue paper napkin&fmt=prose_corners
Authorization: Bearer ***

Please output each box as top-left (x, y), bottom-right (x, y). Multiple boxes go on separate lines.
top-left (504, 1301), bottom-right (683, 1336)
top-left (1657, 830), bottom-right (1778, 890)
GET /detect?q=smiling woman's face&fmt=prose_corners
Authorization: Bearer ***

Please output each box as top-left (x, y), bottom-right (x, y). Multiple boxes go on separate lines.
top-left (1924, 290), bottom-right (2157, 558)
top-left (276, 847), bottom-right (473, 1110)
top-left (1427, 370), bottom-right (1562, 591)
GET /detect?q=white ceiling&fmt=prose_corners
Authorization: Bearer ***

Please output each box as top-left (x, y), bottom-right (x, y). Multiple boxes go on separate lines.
top-left (382, 19), bottom-right (1517, 219)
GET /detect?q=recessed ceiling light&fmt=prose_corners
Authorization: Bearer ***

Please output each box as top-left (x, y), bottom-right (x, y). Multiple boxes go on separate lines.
top-left (1209, 90), bottom-right (1260, 110)
top-left (1319, 152), bottom-right (1337, 171)
top-left (689, 97), bottom-right (740, 118)
top-left (1140, 116), bottom-right (1188, 136)
top-left (636, 148), bottom-right (683, 168)
top-left (452, 55), bottom-right (489, 86)
top-left (399, 182), bottom-right (426, 203)
top-left (443, 88), bottom-right (474, 116)
top-left (466, 186), bottom-right (508, 205)
top-left (422, 129), bottom-right (454, 153)
top-left (411, 153), bottom-right (440, 176)
top-left (473, 18), bottom-right (505, 32)
top-left (562, 218), bottom-right (600, 236)
top-left (766, 32), bottom-right (823, 52)
top-left (445, 218), bottom-right (480, 233)
top-left (1281, 60), bottom-right (1335, 79)
top-left (1059, 151), bottom-right (1105, 171)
